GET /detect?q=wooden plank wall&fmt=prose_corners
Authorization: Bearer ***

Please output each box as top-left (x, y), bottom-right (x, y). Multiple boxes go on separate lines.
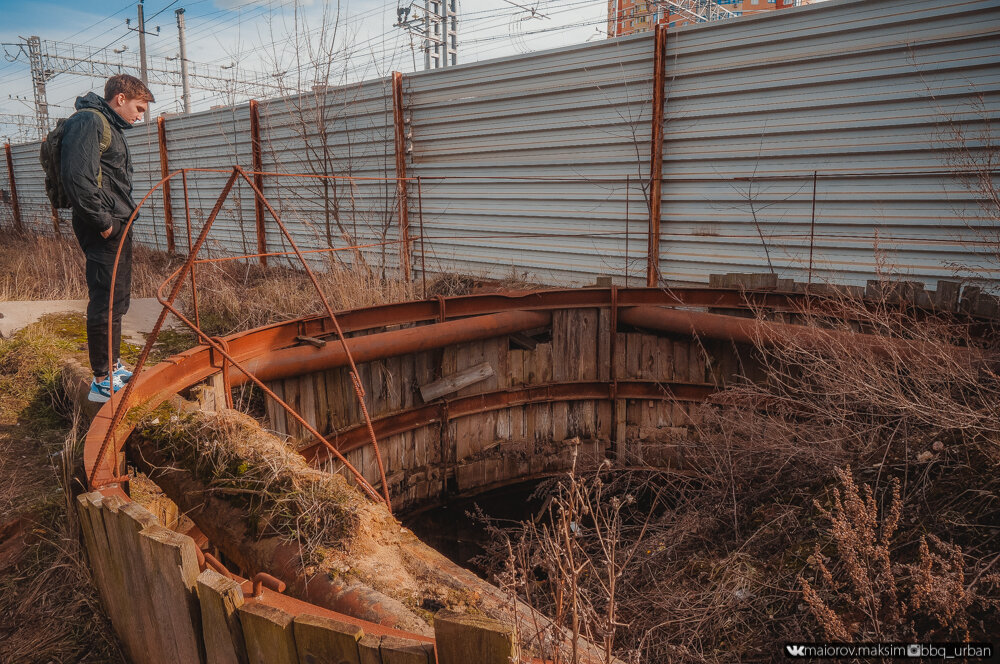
top-left (75, 492), bottom-right (515, 664)
top-left (264, 307), bottom-right (729, 510)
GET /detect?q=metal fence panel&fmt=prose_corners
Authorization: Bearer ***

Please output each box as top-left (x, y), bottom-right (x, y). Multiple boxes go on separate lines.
top-left (160, 104), bottom-right (257, 259)
top-left (8, 141), bottom-right (56, 236)
top-left (257, 79), bottom-right (400, 274)
top-left (0, 147), bottom-right (15, 231)
top-left (126, 123), bottom-right (168, 251)
top-left (406, 35), bottom-right (655, 285)
top-left (0, 0), bottom-right (996, 292)
top-left (655, 0), bottom-right (1000, 287)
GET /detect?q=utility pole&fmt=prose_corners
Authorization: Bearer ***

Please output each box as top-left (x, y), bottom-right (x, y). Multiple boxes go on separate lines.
top-left (175, 8), bottom-right (191, 114)
top-left (137, 1), bottom-right (149, 122)
top-left (128, 0), bottom-right (160, 122)
top-left (395, 1), bottom-right (456, 71)
top-left (427, 0), bottom-right (457, 69)
top-left (25, 36), bottom-right (49, 137)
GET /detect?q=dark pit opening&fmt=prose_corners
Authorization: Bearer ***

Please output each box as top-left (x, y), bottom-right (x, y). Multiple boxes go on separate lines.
top-left (401, 479), bottom-right (548, 576)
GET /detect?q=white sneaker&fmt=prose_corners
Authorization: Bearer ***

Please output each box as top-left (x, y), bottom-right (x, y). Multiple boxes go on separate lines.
top-left (88, 375), bottom-right (125, 403)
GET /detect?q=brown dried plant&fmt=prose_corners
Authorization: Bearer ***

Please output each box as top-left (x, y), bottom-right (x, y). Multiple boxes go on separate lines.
top-left (800, 467), bottom-right (903, 640)
top-left (801, 467), bottom-right (988, 641)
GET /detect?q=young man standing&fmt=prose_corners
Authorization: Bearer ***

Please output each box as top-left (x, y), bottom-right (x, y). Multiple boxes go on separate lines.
top-left (60, 74), bottom-right (154, 402)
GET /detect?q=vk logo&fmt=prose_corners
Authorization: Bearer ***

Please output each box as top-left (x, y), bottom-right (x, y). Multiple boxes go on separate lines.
top-left (786, 645), bottom-right (807, 657)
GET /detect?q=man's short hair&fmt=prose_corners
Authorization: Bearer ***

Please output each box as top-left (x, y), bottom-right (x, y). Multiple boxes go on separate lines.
top-left (104, 75), bottom-right (155, 103)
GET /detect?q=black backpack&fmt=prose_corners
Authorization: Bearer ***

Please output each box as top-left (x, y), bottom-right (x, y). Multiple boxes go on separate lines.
top-left (39, 108), bottom-right (111, 209)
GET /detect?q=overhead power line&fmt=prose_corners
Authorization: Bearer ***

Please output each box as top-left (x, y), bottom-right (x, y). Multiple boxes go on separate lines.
top-left (2, 34), bottom-right (284, 139)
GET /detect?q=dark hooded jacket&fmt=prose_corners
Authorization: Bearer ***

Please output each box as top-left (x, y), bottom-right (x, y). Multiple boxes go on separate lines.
top-left (61, 92), bottom-right (136, 257)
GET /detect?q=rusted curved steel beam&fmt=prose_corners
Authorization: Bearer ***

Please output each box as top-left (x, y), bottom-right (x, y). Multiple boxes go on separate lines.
top-left (84, 309), bottom-right (547, 489)
top-left (83, 288), bottom-right (977, 490)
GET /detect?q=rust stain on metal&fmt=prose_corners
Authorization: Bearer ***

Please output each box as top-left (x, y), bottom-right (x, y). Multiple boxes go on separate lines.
top-left (249, 100), bottom-right (266, 266)
top-left (647, 24), bottom-right (668, 288)
top-left (4, 143), bottom-right (22, 232)
top-left (392, 71), bottom-right (411, 280)
top-left (156, 116), bottom-right (175, 254)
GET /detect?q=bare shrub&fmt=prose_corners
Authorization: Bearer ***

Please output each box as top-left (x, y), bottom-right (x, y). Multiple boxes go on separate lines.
top-left (482, 447), bottom-right (655, 664)
top-left (478, 290), bottom-right (1000, 662)
top-left (801, 467), bottom-right (996, 641)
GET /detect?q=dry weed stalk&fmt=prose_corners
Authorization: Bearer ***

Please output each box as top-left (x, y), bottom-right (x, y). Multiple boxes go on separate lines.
top-left (801, 467), bottom-right (991, 641)
top-left (0, 231), bottom-right (183, 301)
top-left (800, 467), bottom-right (902, 639)
top-left (484, 447), bottom-right (655, 664)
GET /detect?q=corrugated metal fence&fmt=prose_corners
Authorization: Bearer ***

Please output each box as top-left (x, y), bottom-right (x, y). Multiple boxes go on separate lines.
top-left (2, 0), bottom-right (997, 290)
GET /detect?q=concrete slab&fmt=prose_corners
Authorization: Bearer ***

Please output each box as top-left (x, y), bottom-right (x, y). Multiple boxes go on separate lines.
top-left (0, 298), bottom-right (183, 344)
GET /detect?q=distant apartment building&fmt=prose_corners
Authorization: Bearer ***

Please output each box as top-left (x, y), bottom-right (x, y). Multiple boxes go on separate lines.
top-left (608, 0), bottom-right (808, 37)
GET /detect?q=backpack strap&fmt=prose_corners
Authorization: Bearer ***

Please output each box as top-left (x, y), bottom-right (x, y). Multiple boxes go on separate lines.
top-left (80, 108), bottom-right (112, 188)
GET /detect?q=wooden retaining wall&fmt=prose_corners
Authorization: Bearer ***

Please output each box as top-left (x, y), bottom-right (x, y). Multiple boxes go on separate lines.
top-left (260, 306), bottom-right (731, 512)
top-left (76, 491), bottom-right (518, 664)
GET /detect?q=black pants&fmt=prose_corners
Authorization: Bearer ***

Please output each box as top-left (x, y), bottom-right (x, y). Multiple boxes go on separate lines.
top-left (73, 215), bottom-right (132, 377)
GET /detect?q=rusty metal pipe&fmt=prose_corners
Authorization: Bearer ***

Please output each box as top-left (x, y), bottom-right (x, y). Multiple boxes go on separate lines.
top-left (619, 306), bottom-right (980, 362)
top-left (230, 310), bottom-right (552, 386)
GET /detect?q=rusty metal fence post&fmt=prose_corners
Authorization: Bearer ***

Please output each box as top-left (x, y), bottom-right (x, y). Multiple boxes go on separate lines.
top-left (392, 71), bottom-right (412, 281)
top-left (157, 116), bottom-right (176, 253)
top-left (646, 24), bottom-right (668, 287)
top-left (4, 143), bottom-right (23, 232)
top-left (249, 100), bottom-right (267, 266)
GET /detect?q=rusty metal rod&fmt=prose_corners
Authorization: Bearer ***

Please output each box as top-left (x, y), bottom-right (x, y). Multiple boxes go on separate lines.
top-left (234, 166), bottom-right (393, 508)
top-left (251, 572), bottom-right (287, 598)
top-left (181, 170), bottom-right (200, 330)
top-left (809, 169), bottom-right (818, 284)
top-left (90, 169), bottom-right (240, 490)
top-left (417, 175), bottom-right (427, 298)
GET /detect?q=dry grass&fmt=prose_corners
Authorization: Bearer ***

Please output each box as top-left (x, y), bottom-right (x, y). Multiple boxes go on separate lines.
top-left (182, 257), bottom-right (417, 337)
top-left (0, 228), bottom-right (423, 339)
top-left (0, 231), bottom-right (184, 301)
top-left (478, 289), bottom-right (1000, 663)
top-left (136, 404), bottom-right (364, 564)
top-left (0, 322), bottom-right (125, 663)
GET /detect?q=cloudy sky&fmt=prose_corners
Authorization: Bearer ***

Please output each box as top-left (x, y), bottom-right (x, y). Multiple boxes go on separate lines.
top-left (0, 0), bottom-right (610, 137)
